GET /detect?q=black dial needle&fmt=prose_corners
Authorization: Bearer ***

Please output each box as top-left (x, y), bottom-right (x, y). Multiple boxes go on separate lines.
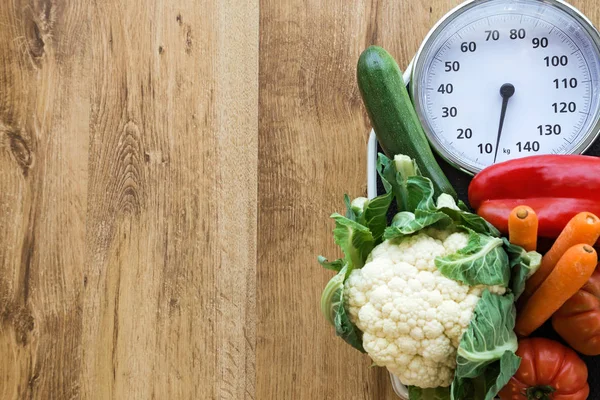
top-left (493, 83), bottom-right (516, 163)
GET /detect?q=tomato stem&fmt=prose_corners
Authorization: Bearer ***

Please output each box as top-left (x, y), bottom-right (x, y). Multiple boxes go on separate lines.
top-left (525, 385), bottom-right (556, 400)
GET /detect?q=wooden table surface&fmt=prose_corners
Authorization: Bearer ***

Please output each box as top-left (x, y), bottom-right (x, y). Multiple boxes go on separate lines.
top-left (1, 1), bottom-right (599, 399)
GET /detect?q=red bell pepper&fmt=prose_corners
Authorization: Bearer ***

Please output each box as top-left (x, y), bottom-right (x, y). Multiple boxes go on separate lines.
top-left (469, 155), bottom-right (600, 210)
top-left (469, 155), bottom-right (600, 239)
top-left (477, 198), bottom-right (600, 239)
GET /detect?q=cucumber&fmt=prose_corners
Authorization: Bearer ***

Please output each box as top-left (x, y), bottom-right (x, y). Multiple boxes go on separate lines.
top-left (357, 46), bottom-right (457, 199)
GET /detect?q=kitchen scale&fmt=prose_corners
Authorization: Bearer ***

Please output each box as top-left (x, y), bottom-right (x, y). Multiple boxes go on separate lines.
top-left (365, 0), bottom-right (600, 397)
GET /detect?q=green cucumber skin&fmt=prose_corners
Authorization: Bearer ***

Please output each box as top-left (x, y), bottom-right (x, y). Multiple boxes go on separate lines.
top-left (358, 46), bottom-right (457, 199)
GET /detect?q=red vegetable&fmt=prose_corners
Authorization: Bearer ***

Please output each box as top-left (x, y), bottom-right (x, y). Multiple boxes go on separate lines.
top-left (477, 198), bottom-right (600, 239)
top-left (552, 267), bottom-right (600, 356)
top-left (469, 155), bottom-right (600, 210)
top-left (498, 338), bottom-right (589, 400)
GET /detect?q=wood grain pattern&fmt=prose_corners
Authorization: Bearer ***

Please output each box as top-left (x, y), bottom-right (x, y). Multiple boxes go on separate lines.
top-left (1, 0), bottom-right (600, 399)
top-left (0, 1), bottom-right (90, 398)
top-left (1, 1), bottom-right (257, 399)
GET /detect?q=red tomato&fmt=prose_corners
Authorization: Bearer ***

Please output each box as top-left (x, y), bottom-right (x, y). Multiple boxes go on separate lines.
top-left (553, 267), bottom-right (600, 356)
top-left (498, 338), bottom-right (589, 400)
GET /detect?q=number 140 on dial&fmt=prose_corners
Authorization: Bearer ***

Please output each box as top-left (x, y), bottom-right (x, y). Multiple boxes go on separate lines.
top-left (412, 0), bottom-right (600, 173)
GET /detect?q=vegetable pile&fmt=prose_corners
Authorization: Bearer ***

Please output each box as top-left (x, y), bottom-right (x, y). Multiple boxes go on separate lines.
top-left (320, 44), bottom-right (600, 400)
top-left (319, 154), bottom-right (540, 399)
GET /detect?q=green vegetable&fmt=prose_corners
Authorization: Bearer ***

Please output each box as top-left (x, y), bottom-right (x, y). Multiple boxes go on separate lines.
top-left (320, 265), bottom-right (365, 352)
top-left (378, 160), bottom-right (498, 240)
top-left (436, 230), bottom-right (509, 287)
top-left (320, 268), bottom-right (345, 325)
top-left (331, 214), bottom-right (374, 270)
top-left (502, 238), bottom-right (542, 300)
top-left (350, 196), bottom-right (369, 217)
top-left (451, 291), bottom-right (521, 400)
top-left (344, 191), bottom-right (393, 243)
top-left (450, 352), bottom-right (521, 400)
top-left (478, 352), bottom-right (522, 400)
top-left (437, 197), bottom-right (501, 237)
top-left (317, 256), bottom-right (344, 272)
top-left (455, 291), bottom-right (519, 378)
top-left (348, 193), bottom-right (394, 242)
top-left (410, 350), bottom-right (520, 400)
top-left (357, 45), bottom-right (456, 199)
top-left (378, 153), bottom-right (422, 212)
top-left (319, 182), bottom-right (392, 351)
top-left (383, 209), bottom-right (450, 240)
top-left (363, 193), bottom-right (393, 241)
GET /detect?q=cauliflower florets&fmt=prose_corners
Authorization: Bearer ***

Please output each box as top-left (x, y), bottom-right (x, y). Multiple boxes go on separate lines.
top-left (345, 232), bottom-right (505, 388)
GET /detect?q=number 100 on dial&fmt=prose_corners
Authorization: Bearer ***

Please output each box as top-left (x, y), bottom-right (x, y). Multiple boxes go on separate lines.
top-left (411, 0), bottom-right (600, 174)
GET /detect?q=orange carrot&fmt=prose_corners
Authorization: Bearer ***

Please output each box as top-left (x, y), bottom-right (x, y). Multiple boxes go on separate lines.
top-left (508, 206), bottom-right (538, 251)
top-left (516, 244), bottom-right (597, 337)
top-left (521, 212), bottom-right (600, 303)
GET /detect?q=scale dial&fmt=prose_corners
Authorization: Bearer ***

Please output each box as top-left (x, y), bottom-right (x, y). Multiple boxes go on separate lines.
top-left (412, 0), bottom-right (600, 174)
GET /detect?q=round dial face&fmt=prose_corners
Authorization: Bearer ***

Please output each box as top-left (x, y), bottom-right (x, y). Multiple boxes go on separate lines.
top-left (412, 0), bottom-right (600, 174)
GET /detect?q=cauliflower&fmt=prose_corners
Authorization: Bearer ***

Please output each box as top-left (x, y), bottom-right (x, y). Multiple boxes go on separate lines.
top-left (319, 154), bottom-right (540, 398)
top-left (345, 232), bottom-right (505, 388)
